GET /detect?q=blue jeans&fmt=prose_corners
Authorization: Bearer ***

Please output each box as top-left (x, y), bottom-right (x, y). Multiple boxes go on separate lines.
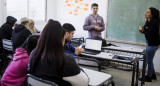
top-left (146, 45), bottom-right (159, 76)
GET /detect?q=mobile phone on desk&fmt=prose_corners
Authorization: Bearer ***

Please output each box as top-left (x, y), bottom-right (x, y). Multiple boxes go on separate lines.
top-left (79, 43), bottom-right (85, 48)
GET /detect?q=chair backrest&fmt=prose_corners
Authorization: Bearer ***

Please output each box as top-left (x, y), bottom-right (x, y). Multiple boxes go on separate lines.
top-left (27, 74), bottom-right (58, 86)
top-left (71, 37), bottom-right (84, 47)
top-left (76, 57), bottom-right (101, 71)
top-left (2, 39), bottom-right (13, 51)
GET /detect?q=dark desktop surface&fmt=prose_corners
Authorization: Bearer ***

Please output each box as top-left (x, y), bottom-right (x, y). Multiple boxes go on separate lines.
top-left (113, 55), bottom-right (133, 61)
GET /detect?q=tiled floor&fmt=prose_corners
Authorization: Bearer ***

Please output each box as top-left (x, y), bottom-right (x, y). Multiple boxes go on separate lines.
top-left (103, 68), bottom-right (160, 86)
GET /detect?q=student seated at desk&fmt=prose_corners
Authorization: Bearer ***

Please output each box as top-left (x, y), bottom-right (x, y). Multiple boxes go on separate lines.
top-left (12, 17), bottom-right (32, 51)
top-left (0, 16), bottom-right (17, 50)
top-left (29, 20), bottom-right (88, 86)
top-left (1, 35), bottom-right (39, 86)
top-left (63, 23), bottom-right (83, 56)
top-left (29, 19), bottom-right (40, 34)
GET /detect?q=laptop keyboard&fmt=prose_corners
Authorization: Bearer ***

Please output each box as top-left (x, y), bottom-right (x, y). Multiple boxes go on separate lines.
top-left (83, 50), bottom-right (100, 55)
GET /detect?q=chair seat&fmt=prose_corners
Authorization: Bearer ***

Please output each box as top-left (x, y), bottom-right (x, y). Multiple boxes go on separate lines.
top-left (76, 57), bottom-right (101, 71)
top-left (27, 74), bottom-right (58, 86)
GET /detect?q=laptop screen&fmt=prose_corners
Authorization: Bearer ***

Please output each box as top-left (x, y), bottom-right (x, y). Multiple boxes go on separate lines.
top-left (85, 39), bottom-right (102, 51)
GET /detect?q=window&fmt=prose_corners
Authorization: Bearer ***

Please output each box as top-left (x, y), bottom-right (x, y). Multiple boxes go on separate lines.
top-left (7, 0), bottom-right (46, 21)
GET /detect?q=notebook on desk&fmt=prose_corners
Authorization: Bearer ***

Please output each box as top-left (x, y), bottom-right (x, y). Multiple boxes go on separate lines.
top-left (83, 39), bottom-right (102, 55)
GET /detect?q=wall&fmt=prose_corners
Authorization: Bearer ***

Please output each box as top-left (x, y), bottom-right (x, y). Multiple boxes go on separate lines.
top-left (153, 47), bottom-right (160, 73)
top-left (0, 0), bottom-right (6, 26)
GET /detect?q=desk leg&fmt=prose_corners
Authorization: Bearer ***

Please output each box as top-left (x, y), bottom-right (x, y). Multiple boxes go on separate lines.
top-left (131, 62), bottom-right (136, 86)
top-left (141, 54), bottom-right (146, 86)
top-left (135, 61), bottom-right (139, 86)
top-left (0, 55), bottom-right (1, 71)
top-left (111, 80), bottom-right (115, 86)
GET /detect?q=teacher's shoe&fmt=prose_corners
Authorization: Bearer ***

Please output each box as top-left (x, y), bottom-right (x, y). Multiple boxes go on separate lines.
top-left (152, 74), bottom-right (157, 80)
top-left (139, 75), bottom-right (152, 82)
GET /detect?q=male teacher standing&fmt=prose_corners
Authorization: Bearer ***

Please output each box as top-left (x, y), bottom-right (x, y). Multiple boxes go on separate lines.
top-left (83, 3), bottom-right (105, 38)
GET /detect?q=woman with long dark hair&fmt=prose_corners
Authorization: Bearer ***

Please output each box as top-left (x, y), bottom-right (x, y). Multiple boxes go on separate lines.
top-left (139, 7), bottom-right (160, 82)
top-left (29, 20), bottom-right (88, 86)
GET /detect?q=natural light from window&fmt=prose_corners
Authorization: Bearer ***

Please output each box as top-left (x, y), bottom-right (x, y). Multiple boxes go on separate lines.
top-left (7, 0), bottom-right (46, 21)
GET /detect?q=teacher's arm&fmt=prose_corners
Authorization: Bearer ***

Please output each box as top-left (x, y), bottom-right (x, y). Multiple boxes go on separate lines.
top-left (139, 26), bottom-right (144, 33)
top-left (143, 21), bottom-right (157, 36)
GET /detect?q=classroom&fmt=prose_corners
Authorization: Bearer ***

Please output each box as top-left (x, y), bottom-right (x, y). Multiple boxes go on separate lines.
top-left (0, 0), bottom-right (160, 86)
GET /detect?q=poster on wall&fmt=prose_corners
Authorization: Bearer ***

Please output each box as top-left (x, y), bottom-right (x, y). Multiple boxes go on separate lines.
top-left (64, 0), bottom-right (90, 16)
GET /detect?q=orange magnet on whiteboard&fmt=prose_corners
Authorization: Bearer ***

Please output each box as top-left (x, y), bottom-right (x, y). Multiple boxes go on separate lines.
top-left (84, 8), bottom-right (88, 11)
top-left (67, 4), bottom-right (71, 6)
top-left (69, 12), bottom-right (72, 14)
top-left (76, 6), bottom-right (80, 9)
top-left (74, 9), bottom-right (78, 12)
top-left (75, 0), bottom-right (78, 3)
top-left (74, 13), bottom-right (78, 16)
top-left (85, 4), bottom-right (89, 7)
top-left (66, 0), bottom-right (68, 3)
top-left (79, 0), bottom-right (83, 1)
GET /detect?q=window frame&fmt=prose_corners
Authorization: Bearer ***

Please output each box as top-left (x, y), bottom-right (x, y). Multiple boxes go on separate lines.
top-left (7, 0), bottom-right (47, 22)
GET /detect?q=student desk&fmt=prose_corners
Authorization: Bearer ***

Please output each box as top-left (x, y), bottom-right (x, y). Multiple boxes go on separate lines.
top-left (102, 46), bottom-right (146, 86)
top-left (81, 46), bottom-right (146, 86)
top-left (82, 68), bottom-right (114, 86)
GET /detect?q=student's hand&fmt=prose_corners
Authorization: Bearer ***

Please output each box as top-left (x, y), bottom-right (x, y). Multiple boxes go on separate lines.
top-left (79, 48), bottom-right (84, 53)
top-left (75, 48), bottom-right (82, 55)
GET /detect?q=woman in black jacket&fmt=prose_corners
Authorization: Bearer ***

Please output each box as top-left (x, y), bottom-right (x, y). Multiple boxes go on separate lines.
top-left (139, 7), bottom-right (159, 82)
top-left (29, 19), bottom-right (88, 86)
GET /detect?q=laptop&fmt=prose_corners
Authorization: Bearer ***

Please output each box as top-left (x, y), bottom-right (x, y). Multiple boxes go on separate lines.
top-left (83, 39), bottom-right (102, 55)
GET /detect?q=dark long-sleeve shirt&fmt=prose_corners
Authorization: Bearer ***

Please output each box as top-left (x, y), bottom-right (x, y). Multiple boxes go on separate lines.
top-left (143, 19), bottom-right (160, 46)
